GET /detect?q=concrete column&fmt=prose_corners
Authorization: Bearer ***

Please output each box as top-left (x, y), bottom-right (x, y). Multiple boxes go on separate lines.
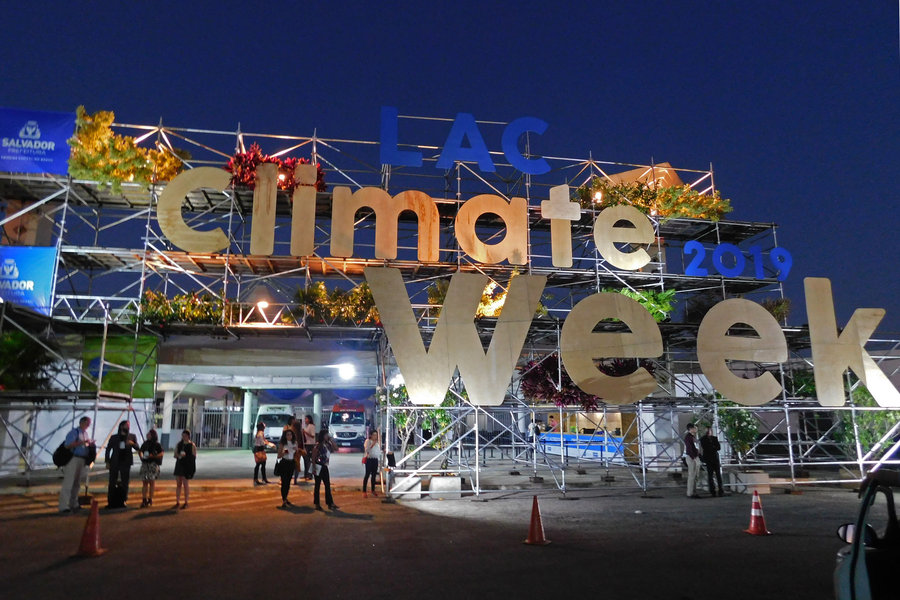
top-left (161, 390), bottom-right (174, 448)
top-left (241, 390), bottom-right (257, 448)
top-left (313, 392), bottom-right (322, 431)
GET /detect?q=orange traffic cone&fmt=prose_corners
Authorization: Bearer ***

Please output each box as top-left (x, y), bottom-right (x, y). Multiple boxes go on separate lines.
top-left (744, 490), bottom-right (772, 536)
top-left (524, 495), bottom-right (551, 545)
top-left (73, 499), bottom-right (107, 557)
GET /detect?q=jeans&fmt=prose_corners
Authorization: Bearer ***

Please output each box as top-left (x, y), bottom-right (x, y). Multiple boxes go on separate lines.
top-left (280, 461), bottom-right (295, 501)
top-left (314, 465), bottom-right (333, 506)
top-left (254, 460), bottom-right (268, 482)
top-left (363, 458), bottom-right (379, 492)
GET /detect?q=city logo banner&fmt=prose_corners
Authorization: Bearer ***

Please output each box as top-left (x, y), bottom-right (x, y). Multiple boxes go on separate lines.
top-left (0, 246), bottom-right (57, 315)
top-left (0, 107), bottom-right (75, 175)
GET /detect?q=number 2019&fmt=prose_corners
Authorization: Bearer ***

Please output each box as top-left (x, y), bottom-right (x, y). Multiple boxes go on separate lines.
top-left (683, 241), bottom-right (792, 281)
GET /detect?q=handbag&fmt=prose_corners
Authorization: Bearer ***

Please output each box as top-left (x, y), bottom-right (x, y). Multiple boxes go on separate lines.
top-left (254, 450), bottom-right (267, 464)
top-left (361, 456), bottom-right (367, 465)
top-left (273, 458), bottom-right (284, 476)
top-left (52, 442), bottom-right (73, 467)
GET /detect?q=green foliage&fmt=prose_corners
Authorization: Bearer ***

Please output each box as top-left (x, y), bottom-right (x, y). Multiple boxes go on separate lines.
top-left (716, 401), bottom-right (759, 462)
top-left (377, 384), bottom-right (458, 454)
top-left (68, 106), bottom-right (185, 192)
top-left (294, 282), bottom-right (379, 326)
top-left (760, 297), bottom-right (791, 322)
top-left (602, 287), bottom-right (677, 322)
top-left (226, 143), bottom-right (326, 192)
top-left (137, 290), bottom-right (224, 326)
top-left (835, 383), bottom-right (900, 459)
top-left (574, 178), bottom-right (732, 221)
top-left (0, 331), bottom-right (55, 390)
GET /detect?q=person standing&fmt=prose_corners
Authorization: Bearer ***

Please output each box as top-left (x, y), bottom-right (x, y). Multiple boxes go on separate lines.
top-left (277, 428), bottom-right (298, 508)
top-left (301, 415), bottom-right (316, 481)
top-left (253, 422), bottom-right (273, 485)
top-left (291, 416), bottom-right (305, 485)
top-left (684, 423), bottom-right (701, 498)
top-left (547, 414), bottom-right (560, 432)
top-left (311, 431), bottom-right (338, 511)
top-left (58, 416), bottom-right (93, 513)
top-left (139, 429), bottom-right (164, 508)
top-left (362, 430), bottom-right (381, 498)
top-left (700, 426), bottom-right (724, 497)
top-left (173, 430), bottom-right (197, 509)
top-left (105, 420), bottom-right (139, 508)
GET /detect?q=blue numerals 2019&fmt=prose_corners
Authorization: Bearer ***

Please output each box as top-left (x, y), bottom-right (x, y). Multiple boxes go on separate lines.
top-left (683, 241), bottom-right (792, 281)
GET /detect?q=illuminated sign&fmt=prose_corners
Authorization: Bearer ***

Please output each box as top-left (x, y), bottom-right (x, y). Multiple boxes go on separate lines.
top-left (154, 169), bottom-right (898, 411)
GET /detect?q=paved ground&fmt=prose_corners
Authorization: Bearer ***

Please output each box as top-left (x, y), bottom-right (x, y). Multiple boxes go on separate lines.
top-left (0, 450), bottom-right (862, 600)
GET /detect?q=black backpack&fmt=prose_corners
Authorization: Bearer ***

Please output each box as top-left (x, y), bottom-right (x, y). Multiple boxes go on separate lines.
top-left (52, 442), bottom-right (73, 467)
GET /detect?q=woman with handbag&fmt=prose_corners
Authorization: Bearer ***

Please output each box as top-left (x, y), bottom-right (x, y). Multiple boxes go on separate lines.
top-left (276, 428), bottom-right (298, 508)
top-left (362, 430), bottom-right (381, 498)
top-left (172, 429), bottom-right (197, 509)
top-left (253, 422), bottom-right (273, 485)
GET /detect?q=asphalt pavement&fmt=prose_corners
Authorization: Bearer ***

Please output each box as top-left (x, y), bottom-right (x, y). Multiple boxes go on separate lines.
top-left (0, 449), bottom-right (863, 600)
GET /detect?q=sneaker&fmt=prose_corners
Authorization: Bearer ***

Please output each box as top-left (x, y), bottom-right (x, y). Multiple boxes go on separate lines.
top-left (363, 492), bottom-right (368, 499)
top-left (180, 503), bottom-right (188, 509)
top-left (328, 504), bottom-right (339, 510)
top-left (372, 491), bottom-right (378, 497)
top-left (314, 504), bottom-right (323, 511)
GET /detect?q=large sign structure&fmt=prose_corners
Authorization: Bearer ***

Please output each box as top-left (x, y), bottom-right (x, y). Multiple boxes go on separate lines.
top-left (156, 167), bottom-right (899, 411)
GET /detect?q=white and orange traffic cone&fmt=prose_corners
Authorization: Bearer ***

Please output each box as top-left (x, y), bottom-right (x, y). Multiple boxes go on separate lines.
top-left (73, 499), bottom-right (107, 557)
top-left (524, 495), bottom-right (551, 545)
top-left (744, 490), bottom-right (772, 536)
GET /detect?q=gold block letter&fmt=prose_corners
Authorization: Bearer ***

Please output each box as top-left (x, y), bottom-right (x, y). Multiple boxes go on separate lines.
top-left (157, 168), bottom-right (230, 253)
top-left (250, 163), bottom-right (278, 256)
top-left (365, 267), bottom-right (545, 406)
top-left (332, 187), bottom-right (439, 261)
top-left (455, 194), bottom-right (528, 265)
top-left (697, 299), bottom-right (787, 406)
top-left (290, 163), bottom-right (318, 256)
top-left (593, 205), bottom-right (654, 271)
top-left (805, 278), bottom-right (900, 407)
top-left (541, 184), bottom-right (581, 267)
top-left (560, 292), bottom-right (663, 404)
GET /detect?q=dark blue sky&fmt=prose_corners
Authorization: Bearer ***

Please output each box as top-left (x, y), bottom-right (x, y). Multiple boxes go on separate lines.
top-left (3, 2), bottom-right (898, 332)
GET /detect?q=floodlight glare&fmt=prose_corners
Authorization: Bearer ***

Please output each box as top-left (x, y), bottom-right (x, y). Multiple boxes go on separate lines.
top-left (338, 363), bottom-right (356, 380)
top-left (257, 300), bottom-right (269, 309)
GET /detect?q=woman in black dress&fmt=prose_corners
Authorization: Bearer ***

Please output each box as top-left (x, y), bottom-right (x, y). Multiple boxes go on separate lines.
top-left (173, 429), bottom-right (197, 509)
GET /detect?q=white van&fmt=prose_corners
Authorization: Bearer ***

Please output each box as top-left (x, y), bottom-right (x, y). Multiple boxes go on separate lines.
top-left (255, 404), bottom-right (293, 447)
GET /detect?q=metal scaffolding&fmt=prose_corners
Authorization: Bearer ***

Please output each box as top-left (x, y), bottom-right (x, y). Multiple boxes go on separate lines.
top-left (0, 115), bottom-right (897, 492)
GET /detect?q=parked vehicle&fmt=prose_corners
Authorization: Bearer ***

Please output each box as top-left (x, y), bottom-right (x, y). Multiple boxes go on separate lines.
top-left (834, 469), bottom-right (900, 600)
top-left (328, 398), bottom-right (368, 449)
top-left (255, 404), bottom-right (293, 447)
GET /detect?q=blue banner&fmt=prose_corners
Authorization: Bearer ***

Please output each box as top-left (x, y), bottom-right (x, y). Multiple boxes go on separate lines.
top-left (0, 246), bottom-right (57, 315)
top-left (0, 107), bottom-right (75, 175)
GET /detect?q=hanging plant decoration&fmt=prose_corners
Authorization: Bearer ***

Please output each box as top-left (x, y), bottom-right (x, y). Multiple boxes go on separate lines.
top-left (225, 143), bottom-right (326, 193)
top-left (67, 106), bottom-right (187, 192)
top-left (601, 287), bottom-right (677, 322)
top-left (574, 177), bottom-right (732, 221)
top-left (294, 282), bottom-right (379, 326)
top-left (519, 354), bottom-right (657, 412)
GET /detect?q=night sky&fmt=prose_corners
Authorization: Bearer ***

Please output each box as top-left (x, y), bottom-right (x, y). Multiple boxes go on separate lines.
top-left (3, 2), bottom-right (898, 332)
